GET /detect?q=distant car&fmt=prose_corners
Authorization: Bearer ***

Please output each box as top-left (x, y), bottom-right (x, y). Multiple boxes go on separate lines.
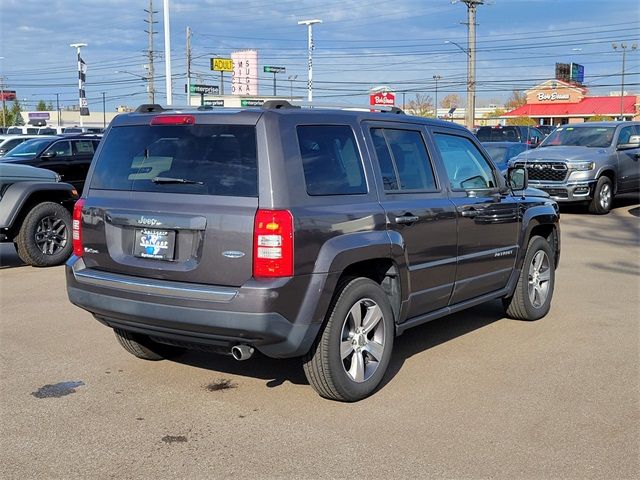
top-left (536, 125), bottom-right (557, 137)
top-left (62, 126), bottom-right (103, 134)
top-left (0, 135), bottom-right (101, 191)
top-left (508, 121), bottom-right (640, 214)
top-left (482, 142), bottom-right (530, 172)
top-left (0, 163), bottom-right (77, 266)
top-left (476, 125), bottom-right (544, 146)
top-left (0, 135), bottom-right (51, 156)
top-left (6, 125), bottom-right (42, 135)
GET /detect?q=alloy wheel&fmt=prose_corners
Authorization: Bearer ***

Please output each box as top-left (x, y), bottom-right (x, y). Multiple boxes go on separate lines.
top-left (34, 215), bottom-right (68, 255)
top-left (528, 250), bottom-right (551, 308)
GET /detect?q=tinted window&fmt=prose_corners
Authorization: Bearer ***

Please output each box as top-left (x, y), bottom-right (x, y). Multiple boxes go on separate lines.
top-left (27, 128), bottom-right (39, 134)
top-left (297, 125), bottom-right (366, 195)
top-left (370, 128), bottom-right (436, 191)
top-left (46, 140), bottom-right (72, 157)
top-left (90, 125), bottom-right (257, 197)
top-left (4, 138), bottom-right (54, 157)
top-left (73, 140), bottom-right (96, 156)
top-left (7, 127), bottom-right (22, 134)
top-left (483, 144), bottom-right (508, 164)
top-left (477, 127), bottom-right (521, 142)
top-left (434, 133), bottom-right (496, 190)
top-left (617, 126), bottom-right (639, 145)
top-left (540, 126), bottom-right (616, 148)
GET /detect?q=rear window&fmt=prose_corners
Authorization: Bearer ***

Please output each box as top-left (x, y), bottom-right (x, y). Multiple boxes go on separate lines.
top-left (90, 124), bottom-right (257, 196)
top-left (477, 127), bottom-right (521, 142)
top-left (297, 125), bottom-right (367, 196)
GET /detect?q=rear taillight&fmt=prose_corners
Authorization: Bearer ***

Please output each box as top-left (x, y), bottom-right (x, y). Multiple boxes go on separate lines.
top-left (72, 199), bottom-right (85, 257)
top-left (253, 209), bottom-right (294, 278)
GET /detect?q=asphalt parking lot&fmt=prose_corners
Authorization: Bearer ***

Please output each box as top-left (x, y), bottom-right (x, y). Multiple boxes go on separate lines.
top-left (1, 197), bottom-right (638, 479)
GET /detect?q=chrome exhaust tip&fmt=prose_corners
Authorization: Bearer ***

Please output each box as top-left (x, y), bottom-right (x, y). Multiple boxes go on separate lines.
top-left (231, 344), bottom-right (254, 361)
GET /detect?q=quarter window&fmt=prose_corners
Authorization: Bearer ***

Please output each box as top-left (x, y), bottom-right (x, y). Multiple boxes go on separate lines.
top-left (297, 125), bottom-right (367, 196)
top-left (370, 128), bottom-right (437, 192)
top-left (434, 133), bottom-right (496, 190)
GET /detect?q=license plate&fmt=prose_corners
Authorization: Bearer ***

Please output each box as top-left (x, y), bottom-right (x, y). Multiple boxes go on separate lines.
top-left (134, 228), bottom-right (176, 260)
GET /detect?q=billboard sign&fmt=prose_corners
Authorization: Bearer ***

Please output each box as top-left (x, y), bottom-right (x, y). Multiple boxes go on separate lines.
top-left (0, 90), bottom-right (16, 101)
top-left (231, 50), bottom-right (259, 96)
top-left (28, 112), bottom-right (50, 120)
top-left (211, 58), bottom-right (234, 72)
top-left (369, 91), bottom-right (395, 106)
top-left (555, 62), bottom-right (571, 82)
top-left (570, 63), bottom-right (584, 84)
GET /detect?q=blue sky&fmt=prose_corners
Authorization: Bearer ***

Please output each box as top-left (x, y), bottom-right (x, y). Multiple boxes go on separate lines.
top-left (1, 0), bottom-right (638, 111)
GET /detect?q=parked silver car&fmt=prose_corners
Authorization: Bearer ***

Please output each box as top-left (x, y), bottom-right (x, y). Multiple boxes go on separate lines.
top-left (509, 121), bottom-right (640, 214)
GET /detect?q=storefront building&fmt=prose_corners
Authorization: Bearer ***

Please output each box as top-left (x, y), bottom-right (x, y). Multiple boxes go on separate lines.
top-left (503, 79), bottom-right (640, 125)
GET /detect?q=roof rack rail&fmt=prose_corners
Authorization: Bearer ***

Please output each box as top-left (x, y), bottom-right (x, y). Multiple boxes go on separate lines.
top-left (260, 100), bottom-right (404, 114)
top-left (261, 100), bottom-right (301, 110)
top-left (135, 104), bottom-right (165, 113)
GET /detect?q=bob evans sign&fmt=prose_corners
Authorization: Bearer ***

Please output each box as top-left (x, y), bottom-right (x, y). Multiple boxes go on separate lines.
top-left (537, 92), bottom-right (570, 101)
top-left (370, 91), bottom-right (395, 106)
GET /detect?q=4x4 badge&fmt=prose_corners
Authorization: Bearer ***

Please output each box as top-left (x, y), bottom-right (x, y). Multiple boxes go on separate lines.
top-left (222, 251), bottom-right (245, 259)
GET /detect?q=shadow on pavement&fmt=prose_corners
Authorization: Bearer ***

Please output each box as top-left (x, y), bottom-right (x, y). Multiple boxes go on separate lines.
top-left (0, 244), bottom-right (25, 269)
top-left (174, 300), bottom-right (507, 393)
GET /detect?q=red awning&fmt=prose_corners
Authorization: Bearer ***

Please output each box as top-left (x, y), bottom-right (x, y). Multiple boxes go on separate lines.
top-left (504, 96), bottom-right (636, 117)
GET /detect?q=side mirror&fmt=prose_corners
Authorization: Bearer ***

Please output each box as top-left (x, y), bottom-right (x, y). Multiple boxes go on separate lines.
top-left (617, 135), bottom-right (640, 151)
top-left (507, 166), bottom-right (528, 191)
top-left (41, 150), bottom-right (56, 159)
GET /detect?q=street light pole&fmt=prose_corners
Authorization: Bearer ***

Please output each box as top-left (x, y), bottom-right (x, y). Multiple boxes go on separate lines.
top-left (70, 43), bottom-right (88, 127)
top-left (288, 75), bottom-right (297, 101)
top-left (102, 92), bottom-right (106, 129)
top-left (55, 93), bottom-right (61, 127)
top-left (433, 75), bottom-right (442, 118)
top-left (298, 19), bottom-right (322, 102)
top-left (612, 43), bottom-right (637, 120)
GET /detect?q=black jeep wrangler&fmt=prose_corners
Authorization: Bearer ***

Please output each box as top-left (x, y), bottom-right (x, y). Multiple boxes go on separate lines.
top-left (66, 102), bottom-right (560, 401)
top-left (0, 163), bottom-right (77, 266)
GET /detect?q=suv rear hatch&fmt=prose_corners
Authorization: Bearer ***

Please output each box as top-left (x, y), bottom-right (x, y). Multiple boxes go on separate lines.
top-left (79, 114), bottom-right (260, 287)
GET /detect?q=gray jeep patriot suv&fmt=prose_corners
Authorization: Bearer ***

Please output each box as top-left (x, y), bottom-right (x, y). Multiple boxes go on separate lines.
top-left (66, 102), bottom-right (560, 401)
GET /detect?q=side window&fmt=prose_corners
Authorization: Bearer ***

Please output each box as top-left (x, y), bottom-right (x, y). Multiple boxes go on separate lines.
top-left (434, 133), bottom-right (497, 190)
top-left (72, 140), bottom-right (96, 156)
top-left (45, 140), bottom-right (72, 157)
top-left (297, 125), bottom-right (367, 196)
top-left (617, 126), bottom-right (636, 145)
top-left (370, 128), bottom-right (437, 192)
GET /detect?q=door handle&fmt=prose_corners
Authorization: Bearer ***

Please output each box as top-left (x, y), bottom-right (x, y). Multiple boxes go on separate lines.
top-left (395, 215), bottom-right (419, 225)
top-left (457, 206), bottom-right (478, 218)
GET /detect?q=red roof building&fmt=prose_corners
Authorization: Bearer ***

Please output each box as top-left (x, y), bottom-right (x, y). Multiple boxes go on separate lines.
top-left (503, 80), bottom-right (639, 125)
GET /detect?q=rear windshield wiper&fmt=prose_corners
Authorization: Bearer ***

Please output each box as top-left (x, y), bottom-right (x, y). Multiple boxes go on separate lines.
top-left (151, 176), bottom-right (203, 185)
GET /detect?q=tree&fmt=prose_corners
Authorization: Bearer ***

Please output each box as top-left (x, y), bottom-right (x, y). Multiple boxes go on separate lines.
top-left (586, 115), bottom-right (614, 122)
top-left (2, 99), bottom-right (25, 126)
top-left (46, 101), bottom-right (54, 111)
top-left (440, 94), bottom-right (463, 109)
top-left (506, 116), bottom-right (535, 126)
top-left (36, 100), bottom-right (48, 111)
top-left (484, 108), bottom-right (506, 119)
top-left (405, 93), bottom-right (434, 117)
top-left (504, 90), bottom-right (527, 111)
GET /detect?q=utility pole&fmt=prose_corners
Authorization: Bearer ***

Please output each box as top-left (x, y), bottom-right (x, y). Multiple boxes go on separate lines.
top-left (186, 26), bottom-right (192, 106)
top-left (102, 92), bottom-right (106, 129)
top-left (298, 19), bottom-right (322, 102)
top-left (0, 75), bottom-right (5, 127)
top-left (461, 0), bottom-right (483, 129)
top-left (612, 43), bottom-right (637, 120)
top-left (144, 0), bottom-right (158, 104)
top-left (288, 75), bottom-right (297, 101)
top-left (55, 93), bottom-right (60, 127)
top-left (433, 74), bottom-right (442, 118)
top-left (163, 0), bottom-right (173, 105)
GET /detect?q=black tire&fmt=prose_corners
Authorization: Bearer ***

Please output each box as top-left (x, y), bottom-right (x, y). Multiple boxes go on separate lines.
top-left (302, 278), bottom-right (394, 402)
top-left (15, 202), bottom-right (73, 267)
top-left (114, 329), bottom-right (184, 361)
top-left (503, 235), bottom-right (555, 321)
top-left (588, 176), bottom-right (613, 214)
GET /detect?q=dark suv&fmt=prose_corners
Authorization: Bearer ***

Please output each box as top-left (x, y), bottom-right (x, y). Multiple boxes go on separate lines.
top-left (0, 135), bottom-right (101, 191)
top-left (476, 125), bottom-right (544, 146)
top-left (66, 103), bottom-right (560, 401)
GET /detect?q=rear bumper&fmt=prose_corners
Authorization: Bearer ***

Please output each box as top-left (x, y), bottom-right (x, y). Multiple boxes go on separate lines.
top-left (66, 256), bottom-right (332, 358)
top-left (529, 180), bottom-right (596, 203)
